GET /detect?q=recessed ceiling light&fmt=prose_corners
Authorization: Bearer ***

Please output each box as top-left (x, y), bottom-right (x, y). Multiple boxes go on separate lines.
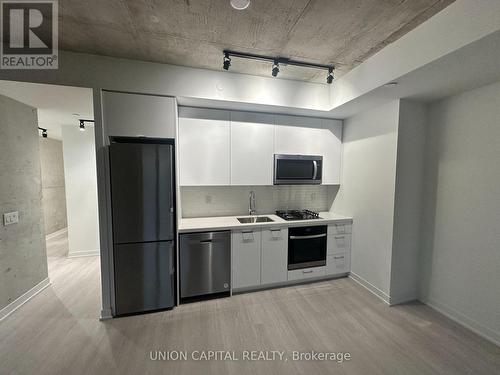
top-left (230, 0), bottom-right (250, 10)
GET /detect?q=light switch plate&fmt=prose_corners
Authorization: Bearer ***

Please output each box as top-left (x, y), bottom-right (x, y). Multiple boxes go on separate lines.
top-left (3, 211), bottom-right (19, 226)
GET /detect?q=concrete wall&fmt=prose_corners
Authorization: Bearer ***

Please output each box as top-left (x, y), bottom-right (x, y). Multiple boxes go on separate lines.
top-left (389, 101), bottom-right (427, 304)
top-left (61, 125), bottom-right (100, 257)
top-left (0, 94), bottom-right (48, 311)
top-left (181, 185), bottom-right (338, 218)
top-left (39, 138), bottom-right (67, 235)
top-left (419, 81), bottom-right (500, 345)
top-left (332, 100), bottom-right (400, 301)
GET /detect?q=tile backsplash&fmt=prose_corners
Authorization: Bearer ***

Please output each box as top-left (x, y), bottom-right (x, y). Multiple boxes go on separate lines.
top-left (180, 185), bottom-right (338, 218)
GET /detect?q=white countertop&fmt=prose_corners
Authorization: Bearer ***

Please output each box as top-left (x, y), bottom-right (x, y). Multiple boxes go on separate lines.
top-left (178, 212), bottom-right (353, 233)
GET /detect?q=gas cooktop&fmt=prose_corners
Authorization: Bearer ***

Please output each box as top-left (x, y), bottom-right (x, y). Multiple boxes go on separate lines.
top-left (275, 210), bottom-right (321, 221)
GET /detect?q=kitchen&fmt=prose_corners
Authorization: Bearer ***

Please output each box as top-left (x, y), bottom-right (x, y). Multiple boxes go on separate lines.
top-left (105, 98), bottom-right (354, 314)
top-left (1, 1), bottom-right (499, 374)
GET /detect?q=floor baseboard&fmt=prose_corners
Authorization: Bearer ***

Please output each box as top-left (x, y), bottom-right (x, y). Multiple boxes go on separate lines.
top-left (67, 250), bottom-right (100, 258)
top-left (421, 296), bottom-right (500, 347)
top-left (389, 290), bottom-right (418, 306)
top-left (349, 272), bottom-right (391, 304)
top-left (100, 308), bottom-right (113, 321)
top-left (0, 278), bottom-right (51, 322)
top-left (45, 227), bottom-right (68, 240)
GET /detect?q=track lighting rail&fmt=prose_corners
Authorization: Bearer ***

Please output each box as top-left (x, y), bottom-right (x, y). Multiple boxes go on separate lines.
top-left (223, 49), bottom-right (334, 83)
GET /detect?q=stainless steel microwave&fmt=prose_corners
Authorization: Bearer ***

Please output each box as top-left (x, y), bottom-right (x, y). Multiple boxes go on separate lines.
top-left (273, 154), bottom-right (323, 185)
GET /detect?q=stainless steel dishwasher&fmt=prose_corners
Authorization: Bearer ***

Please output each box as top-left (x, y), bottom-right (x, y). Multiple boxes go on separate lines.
top-left (180, 231), bottom-right (231, 301)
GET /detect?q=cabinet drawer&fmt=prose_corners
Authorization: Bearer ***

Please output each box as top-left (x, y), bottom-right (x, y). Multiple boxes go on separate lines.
top-left (326, 253), bottom-right (350, 275)
top-left (288, 266), bottom-right (325, 281)
top-left (327, 234), bottom-right (351, 254)
top-left (328, 223), bottom-right (352, 235)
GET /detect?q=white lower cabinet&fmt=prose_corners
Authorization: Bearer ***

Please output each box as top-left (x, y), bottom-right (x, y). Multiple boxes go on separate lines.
top-left (261, 228), bottom-right (288, 285)
top-left (232, 229), bottom-right (261, 289)
top-left (327, 234), bottom-right (351, 254)
top-left (326, 253), bottom-right (350, 275)
top-left (328, 223), bottom-right (352, 235)
top-left (232, 222), bottom-right (352, 291)
top-left (288, 266), bottom-right (326, 281)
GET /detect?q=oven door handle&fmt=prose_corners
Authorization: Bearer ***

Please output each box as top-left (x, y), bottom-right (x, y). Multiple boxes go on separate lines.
top-left (290, 233), bottom-right (327, 240)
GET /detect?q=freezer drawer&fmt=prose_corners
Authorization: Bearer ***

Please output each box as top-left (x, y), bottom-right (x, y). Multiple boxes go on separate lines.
top-left (114, 241), bottom-right (175, 315)
top-left (180, 231), bottom-right (231, 299)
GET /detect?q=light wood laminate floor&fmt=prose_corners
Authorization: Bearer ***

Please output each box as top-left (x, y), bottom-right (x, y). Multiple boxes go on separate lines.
top-left (0, 231), bottom-right (499, 375)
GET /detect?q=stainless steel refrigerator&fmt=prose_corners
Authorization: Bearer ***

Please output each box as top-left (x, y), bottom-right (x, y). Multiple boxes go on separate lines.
top-left (109, 138), bottom-right (176, 316)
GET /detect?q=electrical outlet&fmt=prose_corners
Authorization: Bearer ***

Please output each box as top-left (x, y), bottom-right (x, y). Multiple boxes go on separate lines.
top-left (205, 195), bottom-right (213, 204)
top-left (3, 211), bottom-right (19, 226)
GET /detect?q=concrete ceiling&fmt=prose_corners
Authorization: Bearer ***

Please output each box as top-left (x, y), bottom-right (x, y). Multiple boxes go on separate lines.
top-left (59, 0), bottom-right (455, 83)
top-left (0, 81), bottom-right (93, 140)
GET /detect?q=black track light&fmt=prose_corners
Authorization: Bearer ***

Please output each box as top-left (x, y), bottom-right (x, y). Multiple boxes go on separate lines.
top-left (272, 61), bottom-right (279, 77)
top-left (327, 67), bottom-right (334, 84)
top-left (79, 120), bottom-right (86, 132)
top-left (222, 50), bottom-right (335, 84)
top-left (223, 53), bottom-right (231, 70)
top-left (38, 127), bottom-right (48, 138)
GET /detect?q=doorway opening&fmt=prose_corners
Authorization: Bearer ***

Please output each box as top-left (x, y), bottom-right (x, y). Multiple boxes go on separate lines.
top-left (0, 80), bottom-right (101, 320)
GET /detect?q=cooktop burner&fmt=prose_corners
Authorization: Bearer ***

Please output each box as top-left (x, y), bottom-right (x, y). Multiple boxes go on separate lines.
top-left (275, 209), bottom-right (321, 221)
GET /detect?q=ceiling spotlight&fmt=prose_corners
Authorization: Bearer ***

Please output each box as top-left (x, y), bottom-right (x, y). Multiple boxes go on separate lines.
top-left (272, 61), bottom-right (279, 77)
top-left (79, 120), bottom-right (86, 132)
top-left (223, 52), bottom-right (231, 70)
top-left (327, 67), bottom-right (334, 84)
top-left (38, 127), bottom-right (47, 138)
top-left (230, 0), bottom-right (250, 10)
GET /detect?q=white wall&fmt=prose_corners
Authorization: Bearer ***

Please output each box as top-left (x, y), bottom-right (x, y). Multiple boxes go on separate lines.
top-left (62, 125), bottom-right (100, 257)
top-left (419, 81), bottom-right (500, 345)
top-left (332, 100), bottom-right (400, 300)
top-left (389, 101), bottom-right (427, 303)
top-left (0, 51), bottom-right (329, 114)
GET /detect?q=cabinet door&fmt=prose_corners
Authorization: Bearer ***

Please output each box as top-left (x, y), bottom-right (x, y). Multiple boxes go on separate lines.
top-left (321, 119), bottom-right (342, 185)
top-left (231, 112), bottom-right (274, 185)
top-left (232, 230), bottom-right (261, 289)
top-left (179, 108), bottom-right (230, 186)
top-left (261, 228), bottom-right (288, 285)
top-left (103, 91), bottom-right (176, 138)
top-left (274, 115), bottom-right (323, 155)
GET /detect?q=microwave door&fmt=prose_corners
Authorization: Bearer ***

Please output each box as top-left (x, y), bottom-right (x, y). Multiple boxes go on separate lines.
top-left (274, 155), bottom-right (322, 185)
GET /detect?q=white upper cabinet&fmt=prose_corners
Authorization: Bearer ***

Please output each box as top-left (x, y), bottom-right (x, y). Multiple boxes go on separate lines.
top-left (274, 115), bottom-right (324, 155)
top-left (320, 119), bottom-right (342, 185)
top-left (178, 108), bottom-right (343, 186)
top-left (231, 112), bottom-right (274, 185)
top-left (179, 108), bottom-right (230, 186)
top-left (103, 91), bottom-right (176, 139)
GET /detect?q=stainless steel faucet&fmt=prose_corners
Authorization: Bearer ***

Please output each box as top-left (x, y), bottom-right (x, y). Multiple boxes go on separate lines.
top-left (249, 191), bottom-right (256, 215)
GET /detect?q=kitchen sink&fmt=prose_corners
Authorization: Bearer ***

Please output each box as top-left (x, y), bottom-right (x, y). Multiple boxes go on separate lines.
top-left (237, 216), bottom-right (274, 224)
